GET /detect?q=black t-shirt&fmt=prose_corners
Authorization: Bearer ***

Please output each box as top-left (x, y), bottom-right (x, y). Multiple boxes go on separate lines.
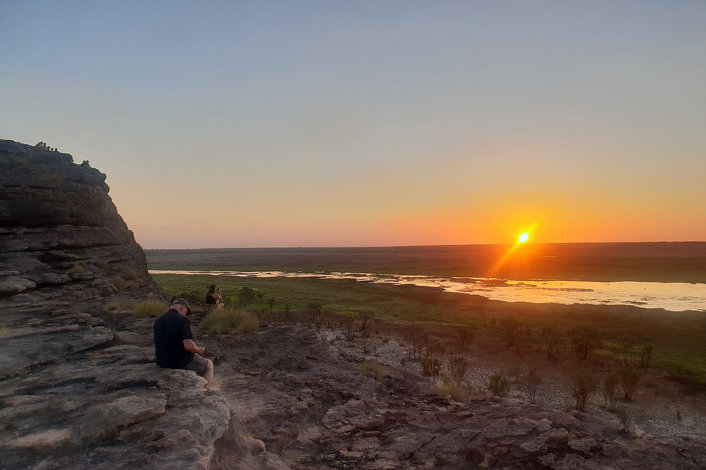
top-left (154, 309), bottom-right (194, 368)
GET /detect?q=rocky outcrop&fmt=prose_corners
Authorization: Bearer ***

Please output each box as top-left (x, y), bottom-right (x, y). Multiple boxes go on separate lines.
top-left (0, 140), bottom-right (247, 469)
top-left (0, 139), bottom-right (157, 303)
top-left (0, 302), bottom-right (283, 470)
top-left (208, 325), bottom-right (706, 470)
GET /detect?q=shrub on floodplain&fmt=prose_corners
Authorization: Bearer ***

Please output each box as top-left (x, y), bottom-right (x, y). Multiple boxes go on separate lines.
top-left (521, 368), bottom-right (542, 403)
top-left (447, 355), bottom-right (469, 384)
top-left (619, 366), bottom-right (643, 400)
top-left (603, 372), bottom-right (620, 410)
top-left (488, 373), bottom-right (511, 397)
top-left (569, 369), bottom-right (597, 411)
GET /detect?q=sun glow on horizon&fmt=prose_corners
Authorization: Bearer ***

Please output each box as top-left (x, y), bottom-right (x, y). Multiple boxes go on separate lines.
top-left (485, 224), bottom-right (539, 277)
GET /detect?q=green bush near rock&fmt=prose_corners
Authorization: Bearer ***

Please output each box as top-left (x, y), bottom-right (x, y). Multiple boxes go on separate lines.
top-left (488, 373), bottom-right (511, 397)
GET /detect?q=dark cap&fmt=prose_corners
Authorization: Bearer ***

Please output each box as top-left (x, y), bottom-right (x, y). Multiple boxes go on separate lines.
top-left (170, 297), bottom-right (191, 314)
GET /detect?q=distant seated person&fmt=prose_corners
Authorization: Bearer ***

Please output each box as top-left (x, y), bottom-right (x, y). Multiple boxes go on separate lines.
top-left (206, 284), bottom-right (224, 310)
top-left (154, 298), bottom-right (213, 385)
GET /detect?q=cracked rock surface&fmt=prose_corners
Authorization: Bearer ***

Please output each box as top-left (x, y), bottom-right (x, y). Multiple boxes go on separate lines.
top-left (206, 324), bottom-right (705, 470)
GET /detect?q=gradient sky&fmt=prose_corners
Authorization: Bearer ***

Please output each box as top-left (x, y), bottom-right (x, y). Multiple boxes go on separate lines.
top-left (1, 1), bottom-right (705, 248)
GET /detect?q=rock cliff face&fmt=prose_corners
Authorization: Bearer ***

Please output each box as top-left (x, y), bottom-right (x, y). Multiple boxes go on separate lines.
top-left (0, 139), bottom-right (156, 302)
top-left (0, 140), bottom-right (254, 469)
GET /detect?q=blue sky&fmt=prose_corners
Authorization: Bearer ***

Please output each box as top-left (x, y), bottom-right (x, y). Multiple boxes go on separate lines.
top-left (2, 1), bottom-right (705, 247)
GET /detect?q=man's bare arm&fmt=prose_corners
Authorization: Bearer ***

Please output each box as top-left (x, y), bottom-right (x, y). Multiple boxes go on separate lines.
top-left (183, 339), bottom-right (205, 355)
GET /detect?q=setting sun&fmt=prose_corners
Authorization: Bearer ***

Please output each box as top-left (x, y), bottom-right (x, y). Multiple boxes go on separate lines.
top-left (519, 232), bottom-right (530, 243)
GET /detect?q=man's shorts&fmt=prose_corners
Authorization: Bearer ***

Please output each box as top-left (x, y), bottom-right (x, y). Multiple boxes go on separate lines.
top-left (184, 354), bottom-right (211, 376)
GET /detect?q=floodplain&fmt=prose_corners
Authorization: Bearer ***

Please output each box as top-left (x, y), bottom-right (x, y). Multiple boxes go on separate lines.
top-left (147, 242), bottom-right (706, 435)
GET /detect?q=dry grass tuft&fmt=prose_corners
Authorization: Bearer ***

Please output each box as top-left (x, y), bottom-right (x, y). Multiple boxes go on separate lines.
top-left (107, 300), bottom-right (165, 316)
top-left (113, 276), bottom-right (128, 291)
top-left (431, 378), bottom-right (469, 402)
top-left (68, 265), bottom-right (85, 274)
top-left (133, 301), bottom-right (167, 316)
top-left (356, 361), bottom-right (385, 381)
top-left (200, 309), bottom-right (259, 335)
top-left (119, 265), bottom-right (139, 281)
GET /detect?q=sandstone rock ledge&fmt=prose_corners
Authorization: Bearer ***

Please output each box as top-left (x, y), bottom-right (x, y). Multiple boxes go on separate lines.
top-left (2, 302), bottom-right (704, 470)
top-left (0, 302), bottom-right (285, 470)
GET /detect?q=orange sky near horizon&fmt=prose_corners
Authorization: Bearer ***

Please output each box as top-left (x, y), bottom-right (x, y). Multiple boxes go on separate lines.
top-left (2, 1), bottom-right (705, 248)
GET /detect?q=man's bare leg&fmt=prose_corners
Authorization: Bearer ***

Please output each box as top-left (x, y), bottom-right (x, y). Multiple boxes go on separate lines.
top-left (204, 358), bottom-right (214, 385)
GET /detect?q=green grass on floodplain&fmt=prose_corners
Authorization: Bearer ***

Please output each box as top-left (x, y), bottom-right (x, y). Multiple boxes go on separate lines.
top-left (152, 273), bottom-right (706, 390)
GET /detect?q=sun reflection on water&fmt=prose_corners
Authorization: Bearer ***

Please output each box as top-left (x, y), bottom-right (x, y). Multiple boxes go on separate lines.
top-left (150, 270), bottom-right (706, 312)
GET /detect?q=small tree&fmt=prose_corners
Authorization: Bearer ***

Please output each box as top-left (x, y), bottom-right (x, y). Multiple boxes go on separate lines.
top-left (267, 296), bottom-right (276, 313)
top-left (223, 295), bottom-right (236, 308)
top-left (307, 303), bottom-right (323, 329)
top-left (407, 331), bottom-right (425, 360)
top-left (569, 369), bottom-right (597, 411)
top-left (603, 372), bottom-right (620, 410)
top-left (500, 317), bottom-right (520, 347)
top-left (638, 344), bottom-right (653, 369)
top-left (420, 337), bottom-right (444, 377)
top-left (620, 335), bottom-right (637, 365)
top-left (570, 327), bottom-right (601, 360)
top-left (541, 326), bottom-right (561, 359)
top-left (521, 368), bottom-right (542, 403)
top-left (307, 302), bottom-right (322, 320)
top-left (456, 328), bottom-right (473, 353)
top-left (237, 287), bottom-right (256, 307)
top-left (343, 317), bottom-right (355, 342)
top-left (447, 355), bottom-right (469, 384)
top-left (425, 339), bottom-right (445, 359)
top-left (360, 313), bottom-right (374, 338)
top-left (618, 367), bottom-right (643, 400)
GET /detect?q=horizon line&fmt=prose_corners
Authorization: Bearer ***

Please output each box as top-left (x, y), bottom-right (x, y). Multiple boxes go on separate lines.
top-left (142, 240), bottom-right (706, 251)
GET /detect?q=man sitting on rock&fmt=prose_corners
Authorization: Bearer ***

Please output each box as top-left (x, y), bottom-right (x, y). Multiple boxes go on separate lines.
top-left (154, 298), bottom-right (214, 385)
